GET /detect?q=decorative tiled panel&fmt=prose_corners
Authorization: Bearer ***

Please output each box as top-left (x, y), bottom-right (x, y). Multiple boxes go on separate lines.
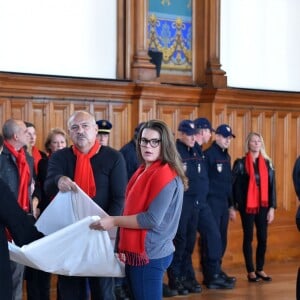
top-left (148, 0), bottom-right (192, 75)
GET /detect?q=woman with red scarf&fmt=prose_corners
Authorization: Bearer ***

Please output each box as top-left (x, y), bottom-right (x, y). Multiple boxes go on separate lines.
top-left (90, 119), bottom-right (188, 300)
top-left (232, 132), bottom-right (276, 282)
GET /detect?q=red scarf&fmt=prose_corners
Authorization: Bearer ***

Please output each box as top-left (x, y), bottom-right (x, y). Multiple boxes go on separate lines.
top-left (4, 141), bottom-right (30, 212)
top-left (245, 152), bottom-right (269, 213)
top-left (118, 160), bottom-right (177, 266)
top-left (72, 140), bottom-right (101, 198)
top-left (31, 146), bottom-right (42, 174)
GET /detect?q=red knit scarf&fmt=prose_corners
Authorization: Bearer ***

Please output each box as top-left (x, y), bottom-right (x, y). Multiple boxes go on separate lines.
top-left (245, 152), bottom-right (269, 213)
top-left (118, 160), bottom-right (177, 266)
top-left (4, 141), bottom-right (30, 212)
top-left (72, 140), bottom-right (101, 198)
top-left (31, 146), bottom-right (42, 174)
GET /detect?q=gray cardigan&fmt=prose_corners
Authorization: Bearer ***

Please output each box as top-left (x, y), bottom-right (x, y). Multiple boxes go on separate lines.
top-left (137, 176), bottom-right (184, 259)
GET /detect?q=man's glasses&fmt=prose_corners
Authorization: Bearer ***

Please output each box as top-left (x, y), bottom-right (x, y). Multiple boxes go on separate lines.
top-left (139, 138), bottom-right (161, 148)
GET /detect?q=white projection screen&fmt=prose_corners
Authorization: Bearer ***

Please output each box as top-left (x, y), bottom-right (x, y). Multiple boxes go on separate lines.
top-left (0, 0), bottom-right (117, 79)
top-left (221, 0), bottom-right (300, 92)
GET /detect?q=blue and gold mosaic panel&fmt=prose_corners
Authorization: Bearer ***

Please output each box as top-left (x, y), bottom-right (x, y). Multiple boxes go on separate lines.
top-left (148, 0), bottom-right (192, 75)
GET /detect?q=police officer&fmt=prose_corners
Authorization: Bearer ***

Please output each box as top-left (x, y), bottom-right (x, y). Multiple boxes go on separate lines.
top-left (204, 124), bottom-right (237, 283)
top-left (193, 118), bottom-right (234, 289)
top-left (96, 119), bottom-right (112, 146)
top-left (120, 122), bottom-right (145, 180)
top-left (167, 120), bottom-right (201, 295)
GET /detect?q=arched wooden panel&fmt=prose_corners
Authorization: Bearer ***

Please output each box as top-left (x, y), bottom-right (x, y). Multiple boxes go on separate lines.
top-left (72, 102), bottom-right (90, 114)
top-left (214, 103), bottom-right (227, 125)
top-left (157, 105), bottom-right (177, 135)
top-left (30, 101), bottom-right (47, 151)
top-left (93, 104), bottom-right (109, 122)
top-left (226, 107), bottom-right (251, 160)
top-left (10, 99), bottom-right (29, 121)
top-left (0, 98), bottom-right (10, 127)
top-left (291, 112), bottom-right (300, 204)
top-left (49, 102), bottom-right (71, 134)
top-left (250, 110), bottom-right (264, 135)
top-left (139, 99), bottom-right (156, 122)
top-left (157, 103), bottom-right (198, 138)
top-left (111, 102), bottom-right (131, 150)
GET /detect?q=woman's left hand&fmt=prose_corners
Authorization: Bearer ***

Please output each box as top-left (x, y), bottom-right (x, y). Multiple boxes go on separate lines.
top-left (89, 216), bottom-right (115, 231)
top-left (229, 207), bottom-right (237, 222)
top-left (267, 208), bottom-right (275, 224)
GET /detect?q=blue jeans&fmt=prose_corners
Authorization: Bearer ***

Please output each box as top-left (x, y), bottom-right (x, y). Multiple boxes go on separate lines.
top-left (126, 254), bottom-right (173, 300)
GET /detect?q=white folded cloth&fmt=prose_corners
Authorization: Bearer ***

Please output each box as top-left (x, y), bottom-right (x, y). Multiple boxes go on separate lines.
top-left (9, 186), bottom-right (124, 277)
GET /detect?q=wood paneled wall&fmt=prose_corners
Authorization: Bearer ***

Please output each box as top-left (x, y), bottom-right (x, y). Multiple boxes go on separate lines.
top-left (1, 73), bottom-right (300, 267)
top-left (215, 88), bottom-right (300, 267)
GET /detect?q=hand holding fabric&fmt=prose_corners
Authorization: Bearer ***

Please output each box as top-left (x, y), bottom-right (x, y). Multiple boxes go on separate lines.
top-left (90, 216), bottom-right (116, 231)
top-left (57, 176), bottom-right (77, 192)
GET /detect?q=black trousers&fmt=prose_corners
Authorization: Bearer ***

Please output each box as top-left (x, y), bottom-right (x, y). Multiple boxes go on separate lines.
top-left (25, 267), bottom-right (51, 300)
top-left (57, 275), bottom-right (115, 300)
top-left (239, 207), bottom-right (268, 273)
top-left (297, 267), bottom-right (300, 300)
top-left (207, 196), bottom-right (230, 260)
top-left (168, 196), bottom-right (199, 280)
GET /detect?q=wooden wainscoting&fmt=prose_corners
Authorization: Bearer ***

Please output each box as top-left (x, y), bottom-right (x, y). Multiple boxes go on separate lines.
top-left (1, 73), bottom-right (300, 269)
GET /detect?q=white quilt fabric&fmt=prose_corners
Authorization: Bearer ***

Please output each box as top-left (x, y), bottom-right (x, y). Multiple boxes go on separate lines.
top-left (9, 186), bottom-right (125, 277)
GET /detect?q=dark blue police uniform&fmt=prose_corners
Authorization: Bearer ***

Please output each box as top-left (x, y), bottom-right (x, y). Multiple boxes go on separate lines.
top-left (168, 138), bottom-right (202, 294)
top-left (120, 139), bottom-right (138, 181)
top-left (204, 141), bottom-right (233, 258)
top-left (193, 142), bottom-right (223, 281)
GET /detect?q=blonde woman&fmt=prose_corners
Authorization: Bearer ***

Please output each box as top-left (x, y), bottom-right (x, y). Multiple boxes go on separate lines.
top-left (232, 132), bottom-right (276, 282)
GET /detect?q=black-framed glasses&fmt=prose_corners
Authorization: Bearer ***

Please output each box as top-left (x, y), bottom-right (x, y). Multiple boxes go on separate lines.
top-left (139, 138), bottom-right (161, 148)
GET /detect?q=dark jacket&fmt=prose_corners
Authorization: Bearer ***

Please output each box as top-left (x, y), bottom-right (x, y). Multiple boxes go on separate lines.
top-left (36, 157), bottom-right (50, 213)
top-left (120, 139), bottom-right (139, 181)
top-left (0, 179), bottom-right (43, 300)
top-left (292, 156), bottom-right (300, 200)
top-left (44, 145), bottom-right (127, 216)
top-left (176, 139), bottom-right (203, 199)
top-left (193, 142), bottom-right (210, 202)
top-left (0, 144), bottom-right (35, 212)
top-left (232, 156), bottom-right (277, 211)
top-left (204, 141), bottom-right (233, 207)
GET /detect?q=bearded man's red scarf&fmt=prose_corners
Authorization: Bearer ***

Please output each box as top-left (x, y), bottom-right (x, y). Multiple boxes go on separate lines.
top-left (72, 140), bottom-right (101, 198)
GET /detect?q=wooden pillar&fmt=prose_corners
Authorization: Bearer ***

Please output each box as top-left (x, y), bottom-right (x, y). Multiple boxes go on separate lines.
top-left (130, 0), bottom-right (156, 81)
top-left (205, 0), bottom-right (227, 88)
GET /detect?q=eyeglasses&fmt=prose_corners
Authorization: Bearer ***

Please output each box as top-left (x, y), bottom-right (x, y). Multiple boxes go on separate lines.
top-left (139, 138), bottom-right (161, 148)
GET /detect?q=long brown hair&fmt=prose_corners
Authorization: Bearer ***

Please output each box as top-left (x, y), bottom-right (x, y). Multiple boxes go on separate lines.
top-left (136, 119), bottom-right (188, 190)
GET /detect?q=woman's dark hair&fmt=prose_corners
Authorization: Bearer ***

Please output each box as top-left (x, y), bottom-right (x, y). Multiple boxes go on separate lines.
top-left (136, 119), bottom-right (188, 190)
